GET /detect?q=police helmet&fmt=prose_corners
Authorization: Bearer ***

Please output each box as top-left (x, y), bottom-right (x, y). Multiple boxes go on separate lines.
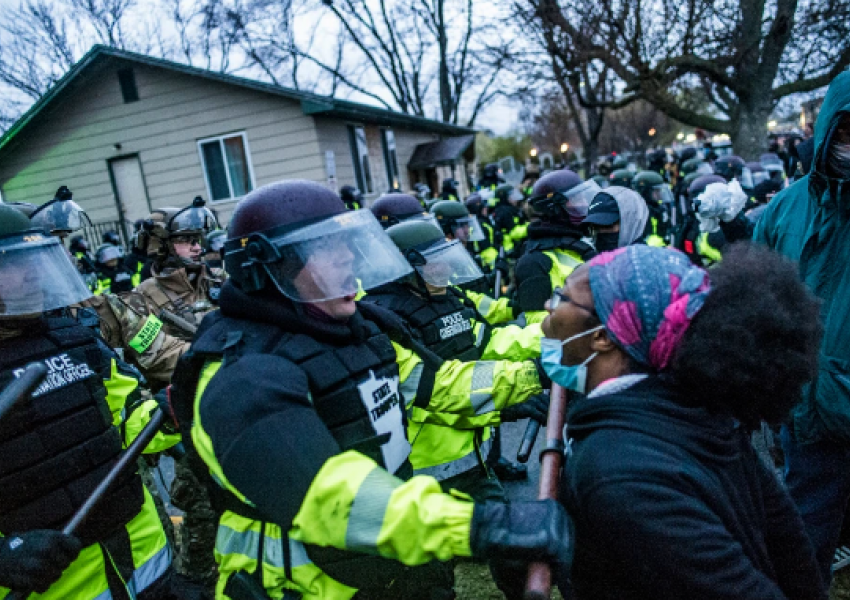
top-left (430, 200), bottom-right (485, 243)
top-left (136, 196), bottom-right (218, 259)
top-left (632, 171), bottom-right (673, 206)
top-left (465, 192), bottom-right (485, 216)
top-left (69, 236), bottom-right (90, 254)
top-left (340, 185), bottom-right (363, 208)
top-left (529, 169), bottom-right (593, 224)
top-left (0, 204), bottom-right (91, 316)
top-left (609, 169), bottom-right (634, 188)
top-left (205, 229), bottom-right (227, 254)
top-left (612, 156), bottom-right (628, 170)
top-left (386, 219), bottom-right (483, 288)
top-left (371, 194), bottom-right (430, 229)
top-left (495, 184), bottom-right (523, 204)
top-left (482, 163), bottom-right (500, 180)
top-left (688, 174), bottom-right (726, 200)
top-left (714, 155), bottom-right (754, 188)
top-left (223, 180), bottom-right (411, 298)
top-left (103, 230), bottom-right (121, 246)
top-left (95, 243), bottom-right (124, 265)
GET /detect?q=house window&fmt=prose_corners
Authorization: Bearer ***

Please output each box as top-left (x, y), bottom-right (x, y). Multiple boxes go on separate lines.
top-left (117, 68), bottom-right (139, 103)
top-left (198, 133), bottom-right (255, 201)
top-left (348, 126), bottom-right (373, 194)
top-left (382, 129), bottom-right (400, 190)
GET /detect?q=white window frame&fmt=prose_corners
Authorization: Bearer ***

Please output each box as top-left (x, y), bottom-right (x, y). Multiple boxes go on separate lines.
top-left (382, 129), bottom-right (401, 191)
top-left (197, 131), bottom-right (257, 203)
top-left (349, 125), bottom-right (374, 195)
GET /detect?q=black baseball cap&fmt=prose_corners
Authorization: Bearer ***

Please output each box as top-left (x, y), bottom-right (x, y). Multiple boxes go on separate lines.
top-left (582, 192), bottom-right (621, 226)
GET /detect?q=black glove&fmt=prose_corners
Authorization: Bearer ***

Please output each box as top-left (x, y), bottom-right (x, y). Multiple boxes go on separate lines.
top-left (494, 256), bottom-right (510, 278)
top-left (153, 387), bottom-right (179, 433)
top-left (0, 530), bottom-right (83, 593)
top-left (470, 500), bottom-right (572, 564)
top-left (533, 358), bottom-right (552, 389)
top-left (501, 394), bottom-right (549, 424)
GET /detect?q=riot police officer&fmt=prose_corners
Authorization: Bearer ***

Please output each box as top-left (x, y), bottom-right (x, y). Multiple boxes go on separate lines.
top-left (175, 180), bottom-right (569, 600)
top-left (0, 205), bottom-right (178, 600)
top-left (609, 168), bottom-right (634, 188)
top-left (632, 171), bottom-right (674, 245)
top-left (371, 193), bottom-right (431, 229)
top-left (477, 163), bottom-right (504, 190)
top-left (94, 243), bottom-right (134, 294)
top-left (440, 178), bottom-right (459, 201)
top-left (675, 174), bottom-right (727, 266)
top-left (491, 184), bottom-right (528, 255)
top-left (340, 185), bottom-right (363, 211)
top-left (515, 170), bottom-right (598, 325)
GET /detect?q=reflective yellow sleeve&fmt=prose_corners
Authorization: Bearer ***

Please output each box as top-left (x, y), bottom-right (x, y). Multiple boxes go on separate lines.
top-left (510, 223), bottom-right (528, 242)
top-left (395, 342), bottom-right (542, 419)
top-left (464, 290), bottom-right (514, 324)
top-left (123, 398), bottom-right (181, 454)
top-left (480, 322), bottom-right (543, 361)
top-left (104, 359), bottom-right (140, 422)
top-left (290, 450), bottom-right (473, 564)
top-left (522, 310), bottom-right (549, 325)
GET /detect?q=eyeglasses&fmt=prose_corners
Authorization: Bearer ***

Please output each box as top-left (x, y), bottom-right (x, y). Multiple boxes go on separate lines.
top-left (172, 235), bottom-right (202, 247)
top-left (551, 287), bottom-right (596, 315)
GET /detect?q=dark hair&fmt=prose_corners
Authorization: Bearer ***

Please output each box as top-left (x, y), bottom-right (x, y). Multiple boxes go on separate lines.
top-left (669, 243), bottom-right (822, 428)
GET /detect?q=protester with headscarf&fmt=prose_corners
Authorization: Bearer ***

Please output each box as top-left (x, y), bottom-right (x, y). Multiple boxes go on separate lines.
top-left (540, 244), bottom-right (825, 600)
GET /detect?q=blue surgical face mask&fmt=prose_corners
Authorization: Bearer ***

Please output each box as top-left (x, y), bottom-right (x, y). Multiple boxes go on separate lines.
top-left (540, 325), bottom-right (605, 394)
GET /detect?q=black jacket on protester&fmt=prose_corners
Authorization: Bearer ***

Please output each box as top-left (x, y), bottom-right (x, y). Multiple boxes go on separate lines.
top-left (562, 376), bottom-right (825, 600)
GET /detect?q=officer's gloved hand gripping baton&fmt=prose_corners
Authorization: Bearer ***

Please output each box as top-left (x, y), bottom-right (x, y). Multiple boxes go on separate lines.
top-left (5, 408), bottom-right (167, 600)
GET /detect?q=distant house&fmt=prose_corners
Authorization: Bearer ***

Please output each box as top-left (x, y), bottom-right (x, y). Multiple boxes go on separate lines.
top-left (0, 45), bottom-right (476, 240)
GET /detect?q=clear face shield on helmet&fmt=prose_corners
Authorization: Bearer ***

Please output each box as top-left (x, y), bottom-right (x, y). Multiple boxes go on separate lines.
top-left (0, 231), bottom-right (92, 316)
top-left (450, 215), bottom-right (486, 243)
top-left (739, 167), bottom-right (755, 190)
top-left (96, 244), bottom-right (124, 264)
top-left (413, 239), bottom-right (485, 288)
top-left (696, 162), bottom-right (714, 175)
top-left (261, 209), bottom-right (413, 302)
top-left (752, 170), bottom-right (769, 186)
top-left (30, 199), bottom-right (92, 236)
top-left (651, 184), bottom-right (675, 205)
top-left (561, 179), bottom-right (602, 224)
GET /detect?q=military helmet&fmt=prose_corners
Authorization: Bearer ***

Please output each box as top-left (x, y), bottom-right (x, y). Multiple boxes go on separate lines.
top-left (386, 219), bottom-right (483, 288)
top-left (223, 180), bottom-right (410, 298)
top-left (609, 169), bottom-right (634, 188)
top-left (0, 204), bottom-right (92, 316)
top-left (371, 193), bottom-right (428, 229)
top-left (136, 196), bottom-right (218, 258)
top-left (29, 186), bottom-right (92, 237)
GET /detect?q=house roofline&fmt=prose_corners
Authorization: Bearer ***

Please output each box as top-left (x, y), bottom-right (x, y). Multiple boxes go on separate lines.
top-left (0, 45), bottom-right (476, 155)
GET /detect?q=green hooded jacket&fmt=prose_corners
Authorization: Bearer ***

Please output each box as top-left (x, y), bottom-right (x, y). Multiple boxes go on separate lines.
top-left (754, 71), bottom-right (850, 444)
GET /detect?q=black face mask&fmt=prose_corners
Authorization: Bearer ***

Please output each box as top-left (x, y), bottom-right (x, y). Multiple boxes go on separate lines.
top-left (593, 231), bottom-right (620, 252)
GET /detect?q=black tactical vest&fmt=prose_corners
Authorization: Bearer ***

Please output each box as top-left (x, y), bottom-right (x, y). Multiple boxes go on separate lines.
top-left (364, 286), bottom-right (481, 362)
top-left (523, 235), bottom-right (595, 259)
top-left (177, 311), bottom-right (411, 478)
top-left (0, 318), bottom-right (144, 543)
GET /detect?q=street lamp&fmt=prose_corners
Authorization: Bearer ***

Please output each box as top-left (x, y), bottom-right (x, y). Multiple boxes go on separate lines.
top-left (530, 148), bottom-right (538, 157)
top-left (560, 143), bottom-right (569, 154)
top-left (648, 128), bottom-right (657, 137)
top-left (768, 120), bottom-right (778, 128)
top-left (677, 132), bottom-right (684, 140)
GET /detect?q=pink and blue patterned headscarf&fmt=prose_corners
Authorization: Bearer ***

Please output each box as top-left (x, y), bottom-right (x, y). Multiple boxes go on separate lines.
top-left (588, 246), bottom-right (711, 371)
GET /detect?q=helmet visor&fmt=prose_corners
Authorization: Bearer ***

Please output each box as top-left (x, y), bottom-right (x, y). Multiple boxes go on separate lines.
top-left (451, 215), bottom-right (485, 243)
top-left (97, 245), bottom-right (124, 263)
top-left (651, 184), bottom-right (675, 205)
top-left (562, 179), bottom-right (601, 223)
top-left (739, 167), bottom-right (754, 189)
top-left (264, 209), bottom-right (412, 302)
top-left (30, 199), bottom-right (92, 234)
top-left (752, 171), bottom-right (769, 185)
top-left (170, 206), bottom-right (219, 235)
top-left (415, 240), bottom-right (484, 287)
top-left (0, 233), bottom-right (92, 315)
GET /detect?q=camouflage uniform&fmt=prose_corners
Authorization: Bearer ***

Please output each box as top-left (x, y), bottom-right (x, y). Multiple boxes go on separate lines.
top-left (86, 201), bottom-right (222, 591)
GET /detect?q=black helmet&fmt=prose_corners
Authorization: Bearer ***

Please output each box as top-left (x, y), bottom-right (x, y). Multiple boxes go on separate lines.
top-left (224, 180), bottom-right (410, 297)
top-left (103, 230), bottom-right (121, 246)
top-left (482, 163), bottom-right (500, 179)
top-left (340, 185), bottom-right (363, 208)
top-left (442, 179), bottom-right (458, 192)
top-left (370, 193), bottom-right (428, 229)
top-left (465, 192), bottom-right (484, 216)
top-left (679, 147), bottom-right (698, 163)
top-left (69, 235), bottom-right (90, 254)
top-left (688, 174), bottom-right (726, 200)
top-left (609, 169), bottom-right (634, 188)
top-left (714, 155), bottom-right (746, 181)
top-left (529, 169), bottom-right (589, 223)
top-left (495, 183), bottom-right (521, 204)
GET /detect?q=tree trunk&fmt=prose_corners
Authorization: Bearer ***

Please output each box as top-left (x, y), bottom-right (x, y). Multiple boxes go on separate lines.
top-left (731, 102), bottom-right (773, 160)
top-left (583, 107), bottom-right (604, 176)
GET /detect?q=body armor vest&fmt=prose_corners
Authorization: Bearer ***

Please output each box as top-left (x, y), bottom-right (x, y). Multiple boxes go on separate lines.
top-left (177, 311), bottom-right (411, 481)
top-left (364, 285), bottom-right (482, 362)
top-left (0, 318), bottom-right (144, 543)
top-left (523, 235), bottom-right (595, 259)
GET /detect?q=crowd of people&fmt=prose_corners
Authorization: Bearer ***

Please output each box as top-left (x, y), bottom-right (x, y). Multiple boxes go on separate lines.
top-left (0, 71), bottom-right (848, 600)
